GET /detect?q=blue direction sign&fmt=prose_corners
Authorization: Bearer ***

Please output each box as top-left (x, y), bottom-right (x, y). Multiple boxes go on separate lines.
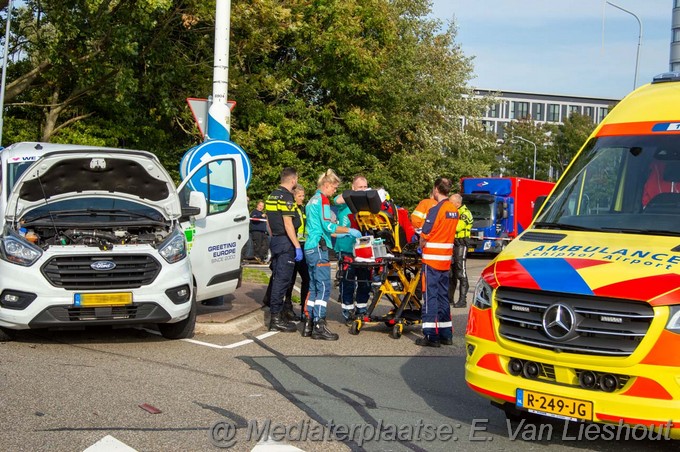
top-left (180, 140), bottom-right (252, 204)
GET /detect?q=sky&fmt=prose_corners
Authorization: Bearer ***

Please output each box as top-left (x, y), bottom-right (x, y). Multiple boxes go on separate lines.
top-left (430, 0), bottom-right (673, 100)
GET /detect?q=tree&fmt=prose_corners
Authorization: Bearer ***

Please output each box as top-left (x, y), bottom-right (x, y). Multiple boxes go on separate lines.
top-left (498, 119), bottom-right (553, 181)
top-left (551, 112), bottom-right (596, 176)
top-left (0, 0), bottom-right (496, 209)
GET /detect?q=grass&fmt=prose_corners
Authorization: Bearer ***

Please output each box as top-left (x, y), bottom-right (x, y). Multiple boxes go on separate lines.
top-left (241, 266), bottom-right (302, 304)
top-left (243, 267), bottom-right (270, 284)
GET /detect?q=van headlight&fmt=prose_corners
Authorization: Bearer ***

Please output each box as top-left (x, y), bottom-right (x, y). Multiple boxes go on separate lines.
top-left (473, 279), bottom-right (493, 310)
top-left (666, 306), bottom-right (680, 332)
top-left (0, 235), bottom-right (42, 266)
top-left (159, 231), bottom-right (187, 264)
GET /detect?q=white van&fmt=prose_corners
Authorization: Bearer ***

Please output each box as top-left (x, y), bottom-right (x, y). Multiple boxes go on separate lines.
top-left (0, 142), bottom-right (249, 340)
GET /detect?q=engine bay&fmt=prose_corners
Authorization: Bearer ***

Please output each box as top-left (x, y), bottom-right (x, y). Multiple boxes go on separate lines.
top-left (16, 224), bottom-right (172, 250)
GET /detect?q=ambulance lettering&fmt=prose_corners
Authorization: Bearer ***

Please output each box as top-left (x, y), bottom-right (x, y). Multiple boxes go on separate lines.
top-left (526, 244), bottom-right (680, 269)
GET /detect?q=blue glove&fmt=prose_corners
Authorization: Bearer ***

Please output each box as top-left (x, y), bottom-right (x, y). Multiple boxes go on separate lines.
top-left (295, 248), bottom-right (303, 262)
top-left (348, 228), bottom-right (362, 239)
top-left (417, 247), bottom-right (422, 255)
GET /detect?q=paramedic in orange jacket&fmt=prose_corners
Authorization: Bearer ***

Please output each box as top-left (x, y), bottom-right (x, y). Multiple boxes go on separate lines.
top-left (411, 194), bottom-right (437, 230)
top-left (417, 177), bottom-right (458, 347)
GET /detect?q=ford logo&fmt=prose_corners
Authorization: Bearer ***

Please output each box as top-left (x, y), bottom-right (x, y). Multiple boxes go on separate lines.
top-left (90, 261), bottom-right (116, 271)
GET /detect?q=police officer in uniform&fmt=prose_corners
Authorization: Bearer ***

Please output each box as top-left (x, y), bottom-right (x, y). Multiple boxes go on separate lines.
top-left (448, 193), bottom-right (473, 308)
top-left (265, 167), bottom-right (302, 332)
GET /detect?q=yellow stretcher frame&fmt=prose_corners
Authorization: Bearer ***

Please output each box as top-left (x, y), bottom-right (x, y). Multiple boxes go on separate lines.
top-left (340, 189), bottom-right (422, 338)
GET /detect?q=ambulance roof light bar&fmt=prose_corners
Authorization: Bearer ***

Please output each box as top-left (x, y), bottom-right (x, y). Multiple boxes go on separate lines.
top-left (652, 72), bottom-right (680, 84)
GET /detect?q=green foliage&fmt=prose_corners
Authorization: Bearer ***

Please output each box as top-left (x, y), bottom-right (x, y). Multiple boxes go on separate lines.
top-left (1, 0), bottom-right (496, 210)
top-left (551, 112), bottom-right (596, 176)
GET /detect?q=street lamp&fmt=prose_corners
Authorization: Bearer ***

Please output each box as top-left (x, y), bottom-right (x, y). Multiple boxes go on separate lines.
top-left (514, 136), bottom-right (537, 180)
top-left (606, 1), bottom-right (642, 90)
top-left (0, 0), bottom-right (14, 147)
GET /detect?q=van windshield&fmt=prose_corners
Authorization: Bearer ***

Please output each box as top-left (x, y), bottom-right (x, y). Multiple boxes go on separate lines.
top-left (535, 134), bottom-right (680, 236)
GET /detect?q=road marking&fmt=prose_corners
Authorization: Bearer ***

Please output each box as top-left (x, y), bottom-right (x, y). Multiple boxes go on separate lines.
top-left (83, 435), bottom-right (137, 451)
top-left (141, 328), bottom-right (278, 349)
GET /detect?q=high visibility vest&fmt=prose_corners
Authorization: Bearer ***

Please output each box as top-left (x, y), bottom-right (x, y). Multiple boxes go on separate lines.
top-left (411, 198), bottom-right (437, 229)
top-left (455, 204), bottom-right (473, 239)
top-left (420, 200), bottom-right (458, 271)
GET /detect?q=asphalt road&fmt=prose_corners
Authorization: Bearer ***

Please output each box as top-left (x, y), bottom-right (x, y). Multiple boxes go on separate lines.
top-left (0, 256), bottom-right (672, 451)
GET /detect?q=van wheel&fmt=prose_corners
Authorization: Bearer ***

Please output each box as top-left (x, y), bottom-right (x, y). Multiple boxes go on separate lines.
top-left (158, 297), bottom-right (196, 340)
top-left (0, 326), bottom-right (17, 342)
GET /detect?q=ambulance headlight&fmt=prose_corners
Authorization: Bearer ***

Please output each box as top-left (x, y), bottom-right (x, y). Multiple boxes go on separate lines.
top-left (666, 306), bottom-right (680, 332)
top-left (159, 231), bottom-right (187, 264)
top-left (473, 279), bottom-right (493, 310)
top-left (0, 235), bottom-right (42, 266)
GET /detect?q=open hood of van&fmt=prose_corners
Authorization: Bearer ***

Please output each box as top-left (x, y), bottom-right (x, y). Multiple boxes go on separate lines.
top-left (5, 151), bottom-right (181, 221)
top-left (487, 229), bottom-right (680, 306)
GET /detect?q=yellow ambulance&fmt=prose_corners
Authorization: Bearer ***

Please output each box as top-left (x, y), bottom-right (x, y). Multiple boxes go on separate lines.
top-left (465, 72), bottom-right (680, 438)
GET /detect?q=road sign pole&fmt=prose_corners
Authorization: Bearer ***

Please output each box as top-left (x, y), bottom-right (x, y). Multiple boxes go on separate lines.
top-left (207, 0), bottom-right (231, 141)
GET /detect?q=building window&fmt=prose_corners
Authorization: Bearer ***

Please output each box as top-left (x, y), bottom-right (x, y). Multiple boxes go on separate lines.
top-left (675, 0), bottom-right (680, 9)
top-left (481, 120), bottom-right (495, 133)
top-left (583, 106), bottom-right (594, 120)
top-left (532, 103), bottom-right (543, 121)
top-left (512, 101), bottom-right (529, 119)
top-left (569, 105), bottom-right (581, 116)
top-left (488, 103), bottom-right (499, 118)
top-left (598, 107), bottom-right (609, 123)
top-left (673, 62), bottom-right (680, 72)
top-left (674, 28), bottom-right (680, 43)
top-left (547, 104), bottom-right (560, 122)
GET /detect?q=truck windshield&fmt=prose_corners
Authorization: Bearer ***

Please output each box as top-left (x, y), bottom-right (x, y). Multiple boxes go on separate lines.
top-left (467, 202), bottom-right (493, 228)
top-left (535, 134), bottom-right (680, 236)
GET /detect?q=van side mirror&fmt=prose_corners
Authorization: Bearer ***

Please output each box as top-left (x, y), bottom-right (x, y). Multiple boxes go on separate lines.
top-left (181, 191), bottom-right (207, 221)
top-left (533, 195), bottom-right (547, 219)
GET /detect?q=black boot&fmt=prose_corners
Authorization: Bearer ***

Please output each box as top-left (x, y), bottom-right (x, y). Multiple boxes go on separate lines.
top-left (302, 318), bottom-right (314, 337)
top-left (282, 308), bottom-right (297, 321)
top-left (311, 319), bottom-right (339, 341)
top-left (454, 280), bottom-right (469, 308)
top-left (448, 270), bottom-right (457, 305)
top-left (269, 312), bottom-right (296, 332)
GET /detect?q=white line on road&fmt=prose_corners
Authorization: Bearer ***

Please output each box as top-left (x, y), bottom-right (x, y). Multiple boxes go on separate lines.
top-left (140, 328), bottom-right (278, 349)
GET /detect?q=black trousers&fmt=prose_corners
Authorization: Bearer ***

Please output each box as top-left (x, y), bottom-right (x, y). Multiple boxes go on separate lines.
top-left (268, 235), bottom-right (296, 314)
top-left (251, 230), bottom-right (269, 261)
top-left (449, 239), bottom-right (469, 304)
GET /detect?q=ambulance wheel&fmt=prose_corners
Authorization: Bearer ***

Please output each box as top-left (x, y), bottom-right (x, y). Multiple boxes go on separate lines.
top-left (349, 319), bottom-right (362, 335)
top-left (390, 323), bottom-right (403, 339)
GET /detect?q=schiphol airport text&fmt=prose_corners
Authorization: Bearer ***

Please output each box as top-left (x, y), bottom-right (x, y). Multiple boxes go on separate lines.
top-left (525, 244), bottom-right (680, 270)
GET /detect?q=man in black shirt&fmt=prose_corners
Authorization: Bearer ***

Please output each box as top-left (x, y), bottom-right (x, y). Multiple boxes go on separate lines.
top-left (265, 167), bottom-right (302, 332)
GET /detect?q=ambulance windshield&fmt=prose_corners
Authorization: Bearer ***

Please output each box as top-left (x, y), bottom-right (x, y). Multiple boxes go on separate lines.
top-left (535, 134), bottom-right (680, 235)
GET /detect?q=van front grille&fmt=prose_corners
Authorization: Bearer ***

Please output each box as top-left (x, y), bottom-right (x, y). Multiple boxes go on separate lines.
top-left (496, 288), bottom-right (654, 356)
top-left (41, 255), bottom-right (161, 290)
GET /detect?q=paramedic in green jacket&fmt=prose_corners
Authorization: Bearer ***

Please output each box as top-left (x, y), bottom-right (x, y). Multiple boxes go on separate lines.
top-left (334, 175), bottom-right (371, 324)
top-left (304, 169), bottom-right (361, 340)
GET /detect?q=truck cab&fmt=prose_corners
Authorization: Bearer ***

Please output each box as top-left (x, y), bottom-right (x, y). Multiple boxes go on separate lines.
top-left (462, 177), bottom-right (554, 254)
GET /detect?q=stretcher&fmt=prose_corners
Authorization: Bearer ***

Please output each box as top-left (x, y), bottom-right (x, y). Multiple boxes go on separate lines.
top-left (338, 190), bottom-right (422, 339)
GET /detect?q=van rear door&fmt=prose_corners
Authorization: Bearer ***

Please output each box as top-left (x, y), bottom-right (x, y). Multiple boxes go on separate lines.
top-left (177, 155), bottom-right (249, 302)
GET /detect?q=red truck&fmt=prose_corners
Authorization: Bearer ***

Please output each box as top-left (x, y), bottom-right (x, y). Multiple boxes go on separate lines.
top-left (461, 177), bottom-right (555, 254)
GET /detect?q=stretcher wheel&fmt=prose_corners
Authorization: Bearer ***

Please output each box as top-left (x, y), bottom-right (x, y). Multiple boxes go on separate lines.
top-left (390, 323), bottom-right (403, 339)
top-left (349, 319), bottom-right (362, 335)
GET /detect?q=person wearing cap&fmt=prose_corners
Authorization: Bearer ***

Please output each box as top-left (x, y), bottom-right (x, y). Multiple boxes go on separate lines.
top-left (304, 169), bottom-right (362, 340)
top-left (417, 177), bottom-right (458, 347)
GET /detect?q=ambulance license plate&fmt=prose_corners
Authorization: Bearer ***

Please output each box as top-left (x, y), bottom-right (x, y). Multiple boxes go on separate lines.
top-left (74, 293), bottom-right (133, 307)
top-left (516, 389), bottom-right (592, 421)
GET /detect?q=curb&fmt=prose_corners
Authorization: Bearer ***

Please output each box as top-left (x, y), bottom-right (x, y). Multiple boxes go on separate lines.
top-left (195, 308), bottom-right (267, 335)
